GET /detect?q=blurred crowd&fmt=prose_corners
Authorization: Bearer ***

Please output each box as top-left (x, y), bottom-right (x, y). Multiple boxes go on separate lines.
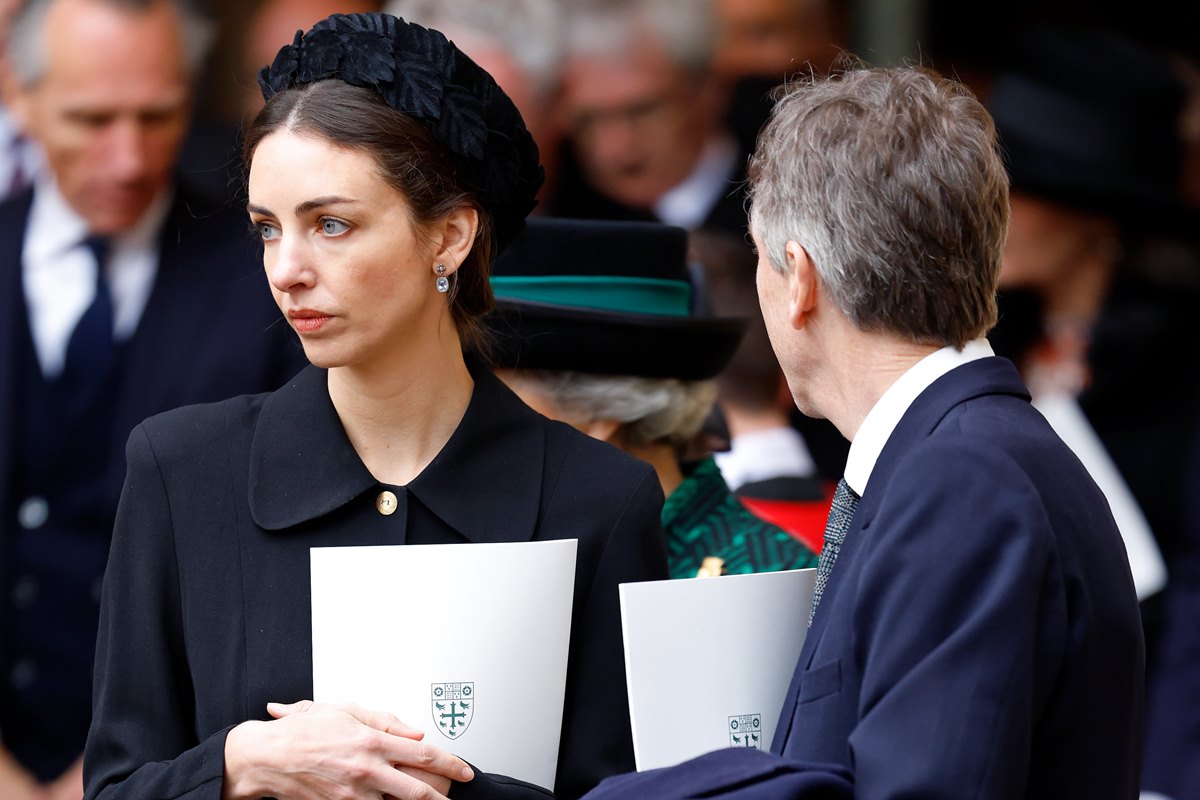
top-left (1, 1), bottom-right (1198, 799)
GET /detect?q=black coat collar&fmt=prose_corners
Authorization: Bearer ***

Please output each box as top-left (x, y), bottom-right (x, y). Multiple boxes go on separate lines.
top-left (248, 363), bottom-right (545, 541)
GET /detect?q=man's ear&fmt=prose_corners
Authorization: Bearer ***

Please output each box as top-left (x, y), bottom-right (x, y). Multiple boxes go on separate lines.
top-left (432, 206), bottom-right (479, 275)
top-left (785, 240), bottom-right (818, 330)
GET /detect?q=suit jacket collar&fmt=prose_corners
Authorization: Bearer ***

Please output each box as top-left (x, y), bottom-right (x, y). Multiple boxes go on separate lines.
top-left (855, 356), bottom-right (1030, 528)
top-left (800, 357), bottom-right (1030, 663)
top-left (249, 362), bottom-right (546, 542)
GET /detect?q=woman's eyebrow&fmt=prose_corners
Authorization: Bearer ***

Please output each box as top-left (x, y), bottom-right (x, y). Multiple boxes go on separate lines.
top-left (296, 196), bottom-right (360, 214)
top-left (246, 197), bottom-right (362, 217)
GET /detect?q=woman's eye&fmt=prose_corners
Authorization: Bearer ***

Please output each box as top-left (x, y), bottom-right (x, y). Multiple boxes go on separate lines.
top-left (256, 222), bottom-right (279, 241)
top-left (321, 218), bottom-right (349, 236)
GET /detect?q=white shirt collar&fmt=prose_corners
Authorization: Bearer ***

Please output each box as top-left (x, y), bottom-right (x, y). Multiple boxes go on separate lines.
top-left (26, 174), bottom-right (90, 262)
top-left (715, 425), bottom-right (817, 489)
top-left (844, 339), bottom-right (994, 496)
top-left (26, 173), bottom-right (171, 257)
top-left (652, 132), bottom-right (739, 230)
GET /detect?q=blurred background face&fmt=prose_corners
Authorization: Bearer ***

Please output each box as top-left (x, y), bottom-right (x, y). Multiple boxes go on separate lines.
top-left (10, 0), bottom-right (191, 234)
top-left (713, 0), bottom-right (825, 80)
top-left (1000, 192), bottom-right (1116, 292)
top-left (560, 36), bottom-right (711, 210)
top-left (241, 0), bottom-right (377, 121)
top-left (0, 0), bottom-right (19, 52)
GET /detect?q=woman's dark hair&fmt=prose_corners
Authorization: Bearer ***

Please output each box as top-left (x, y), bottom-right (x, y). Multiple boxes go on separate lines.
top-left (244, 79), bottom-right (497, 353)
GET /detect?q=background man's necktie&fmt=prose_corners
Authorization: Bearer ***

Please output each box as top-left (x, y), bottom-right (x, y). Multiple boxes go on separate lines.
top-left (62, 235), bottom-right (115, 390)
top-left (809, 478), bottom-right (860, 627)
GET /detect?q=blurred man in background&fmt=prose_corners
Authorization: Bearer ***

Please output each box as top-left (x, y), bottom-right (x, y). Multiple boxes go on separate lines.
top-left (551, 0), bottom-right (747, 234)
top-left (0, 2), bottom-right (302, 797)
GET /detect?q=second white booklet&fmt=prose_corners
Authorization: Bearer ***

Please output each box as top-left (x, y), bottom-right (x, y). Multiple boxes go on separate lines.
top-left (311, 539), bottom-right (578, 791)
top-left (621, 568), bottom-right (816, 771)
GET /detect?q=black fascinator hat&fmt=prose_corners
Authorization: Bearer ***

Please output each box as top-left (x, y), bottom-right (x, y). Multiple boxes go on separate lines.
top-left (488, 218), bottom-right (748, 381)
top-left (258, 12), bottom-right (544, 252)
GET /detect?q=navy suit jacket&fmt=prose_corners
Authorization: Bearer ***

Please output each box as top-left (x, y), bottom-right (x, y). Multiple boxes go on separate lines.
top-left (0, 184), bottom-right (306, 777)
top-left (585, 357), bottom-right (1144, 800)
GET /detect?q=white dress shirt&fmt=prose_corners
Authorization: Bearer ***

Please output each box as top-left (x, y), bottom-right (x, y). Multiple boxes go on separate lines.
top-left (843, 339), bottom-right (995, 496)
top-left (22, 175), bottom-right (170, 377)
top-left (653, 132), bottom-right (739, 231)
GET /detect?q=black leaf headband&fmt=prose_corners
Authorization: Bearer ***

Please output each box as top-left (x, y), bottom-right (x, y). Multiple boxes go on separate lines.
top-left (258, 12), bottom-right (544, 253)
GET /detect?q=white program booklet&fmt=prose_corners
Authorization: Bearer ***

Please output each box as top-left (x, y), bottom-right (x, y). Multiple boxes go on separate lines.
top-left (311, 539), bottom-right (578, 790)
top-left (620, 568), bottom-right (816, 771)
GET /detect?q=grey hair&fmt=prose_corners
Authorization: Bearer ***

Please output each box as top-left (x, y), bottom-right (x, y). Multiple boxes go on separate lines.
top-left (566, 0), bottom-right (716, 75)
top-left (9, 0), bottom-right (215, 87)
top-left (748, 61), bottom-right (1010, 348)
top-left (510, 369), bottom-right (718, 450)
top-left (384, 0), bottom-right (564, 99)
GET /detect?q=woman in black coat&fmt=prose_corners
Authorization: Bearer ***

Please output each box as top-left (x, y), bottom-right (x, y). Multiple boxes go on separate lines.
top-left (82, 13), bottom-right (668, 800)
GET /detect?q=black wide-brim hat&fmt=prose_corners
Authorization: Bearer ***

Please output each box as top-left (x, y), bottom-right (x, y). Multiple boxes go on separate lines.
top-left (988, 27), bottom-right (1193, 230)
top-left (487, 218), bottom-right (747, 381)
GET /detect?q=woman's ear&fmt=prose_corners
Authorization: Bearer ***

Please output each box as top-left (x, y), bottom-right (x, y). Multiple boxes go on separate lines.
top-left (433, 207), bottom-right (479, 275)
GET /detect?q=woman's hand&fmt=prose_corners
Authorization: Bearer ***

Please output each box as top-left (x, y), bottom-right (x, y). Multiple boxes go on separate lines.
top-left (222, 700), bottom-right (473, 800)
top-left (43, 757), bottom-right (83, 800)
top-left (0, 747), bottom-right (45, 800)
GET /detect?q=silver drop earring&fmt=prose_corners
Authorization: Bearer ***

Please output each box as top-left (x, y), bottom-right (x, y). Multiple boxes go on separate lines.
top-left (435, 264), bottom-right (449, 293)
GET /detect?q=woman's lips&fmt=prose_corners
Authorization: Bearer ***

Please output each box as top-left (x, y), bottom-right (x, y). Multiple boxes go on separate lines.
top-left (289, 309), bottom-right (333, 334)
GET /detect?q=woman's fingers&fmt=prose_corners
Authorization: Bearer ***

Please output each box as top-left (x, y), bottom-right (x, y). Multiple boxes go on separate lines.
top-left (267, 700), bottom-right (426, 742)
top-left (266, 699), bottom-right (315, 718)
top-left (373, 733), bottom-right (473, 784)
top-left (342, 704), bottom-right (427, 741)
top-left (242, 700), bottom-right (473, 798)
top-left (381, 764), bottom-right (455, 799)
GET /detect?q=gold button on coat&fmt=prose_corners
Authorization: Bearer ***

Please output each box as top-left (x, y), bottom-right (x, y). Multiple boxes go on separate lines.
top-left (375, 490), bottom-right (398, 516)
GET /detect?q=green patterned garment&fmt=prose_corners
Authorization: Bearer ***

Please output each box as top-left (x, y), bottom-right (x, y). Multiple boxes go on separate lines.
top-left (663, 457), bottom-right (820, 579)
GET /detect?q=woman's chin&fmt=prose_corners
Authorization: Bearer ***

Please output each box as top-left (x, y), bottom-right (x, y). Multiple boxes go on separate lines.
top-left (299, 345), bottom-right (347, 370)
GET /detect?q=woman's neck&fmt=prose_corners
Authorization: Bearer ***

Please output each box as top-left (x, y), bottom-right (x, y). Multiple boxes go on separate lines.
top-left (327, 338), bottom-right (475, 486)
top-left (622, 440), bottom-right (686, 499)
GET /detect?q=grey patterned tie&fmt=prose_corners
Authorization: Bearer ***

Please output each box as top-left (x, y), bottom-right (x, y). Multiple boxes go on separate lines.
top-left (808, 478), bottom-right (860, 627)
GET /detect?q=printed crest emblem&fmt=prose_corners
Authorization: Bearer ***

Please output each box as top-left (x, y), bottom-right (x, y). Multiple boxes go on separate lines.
top-left (431, 682), bottom-right (474, 740)
top-left (728, 713), bottom-right (762, 749)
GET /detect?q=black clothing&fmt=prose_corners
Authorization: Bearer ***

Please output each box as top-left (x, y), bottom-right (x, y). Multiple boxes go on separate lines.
top-left (83, 365), bottom-right (668, 800)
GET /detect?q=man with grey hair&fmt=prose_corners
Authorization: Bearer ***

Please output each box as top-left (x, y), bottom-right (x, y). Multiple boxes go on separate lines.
top-left (551, 0), bottom-right (747, 234)
top-left (0, 2), bottom-right (301, 798)
top-left (583, 62), bottom-right (1143, 799)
